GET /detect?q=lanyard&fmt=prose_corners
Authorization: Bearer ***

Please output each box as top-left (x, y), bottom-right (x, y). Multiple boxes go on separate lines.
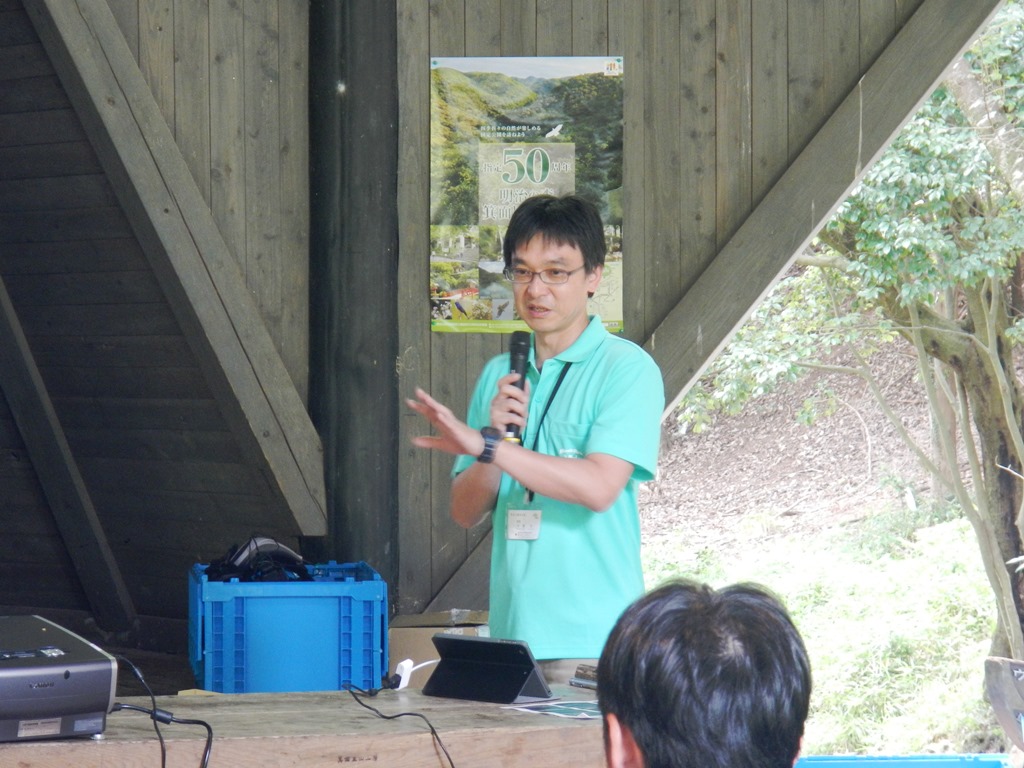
top-left (524, 361), bottom-right (571, 502)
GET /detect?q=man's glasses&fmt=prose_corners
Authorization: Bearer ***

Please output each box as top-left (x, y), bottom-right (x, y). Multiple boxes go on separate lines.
top-left (504, 266), bottom-right (585, 285)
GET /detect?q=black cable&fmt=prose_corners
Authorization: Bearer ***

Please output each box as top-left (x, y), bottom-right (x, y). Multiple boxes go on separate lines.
top-left (343, 684), bottom-right (455, 767)
top-left (111, 704), bottom-right (213, 768)
top-left (114, 655), bottom-right (166, 766)
top-left (113, 655), bottom-right (214, 768)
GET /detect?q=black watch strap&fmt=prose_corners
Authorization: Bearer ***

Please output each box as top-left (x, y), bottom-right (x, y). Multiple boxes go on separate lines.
top-left (478, 427), bottom-right (502, 464)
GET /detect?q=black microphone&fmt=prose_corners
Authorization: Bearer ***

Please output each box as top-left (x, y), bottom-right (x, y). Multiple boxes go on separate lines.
top-left (505, 331), bottom-right (530, 441)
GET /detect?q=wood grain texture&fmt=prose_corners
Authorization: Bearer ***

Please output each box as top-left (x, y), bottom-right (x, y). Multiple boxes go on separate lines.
top-left (0, 687), bottom-right (605, 768)
top-left (649, 0), bottom-right (1003, 414)
top-left (110, 0), bottom-right (309, 398)
top-left (0, 0), bottom-right (323, 628)
top-left (0, 270), bottom-right (135, 628)
top-left (392, 0), bottom-right (1006, 617)
top-left (0, 0), bottom-right (998, 631)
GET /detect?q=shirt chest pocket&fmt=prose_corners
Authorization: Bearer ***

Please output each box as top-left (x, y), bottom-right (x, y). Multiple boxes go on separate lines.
top-left (540, 420), bottom-right (590, 459)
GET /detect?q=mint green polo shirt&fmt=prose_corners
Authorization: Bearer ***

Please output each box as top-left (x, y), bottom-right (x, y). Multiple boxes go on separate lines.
top-left (453, 316), bottom-right (664, 660)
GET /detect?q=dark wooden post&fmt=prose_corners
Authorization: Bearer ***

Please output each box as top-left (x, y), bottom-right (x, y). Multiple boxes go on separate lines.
top-left (309, 0), bottom-right (400, 602)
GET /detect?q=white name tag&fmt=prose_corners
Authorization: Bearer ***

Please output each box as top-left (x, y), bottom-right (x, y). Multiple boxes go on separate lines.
top-left (506, 508), bottom-right (541, 540)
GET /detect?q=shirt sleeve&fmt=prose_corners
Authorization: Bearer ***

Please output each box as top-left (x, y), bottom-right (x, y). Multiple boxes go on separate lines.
top-left (585, 349), bottom-right (664, 482)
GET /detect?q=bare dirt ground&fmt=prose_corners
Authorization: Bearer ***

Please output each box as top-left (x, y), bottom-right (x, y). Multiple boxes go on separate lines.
top-left (640, 340), bottom-right (934, 553)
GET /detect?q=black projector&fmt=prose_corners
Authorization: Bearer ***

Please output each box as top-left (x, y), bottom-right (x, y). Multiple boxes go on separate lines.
top-left (0, 615), bottom-right (117, 742)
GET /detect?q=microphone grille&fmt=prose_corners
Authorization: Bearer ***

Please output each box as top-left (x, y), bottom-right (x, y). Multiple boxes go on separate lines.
top-left (510, 330), bottom-right (530, 352)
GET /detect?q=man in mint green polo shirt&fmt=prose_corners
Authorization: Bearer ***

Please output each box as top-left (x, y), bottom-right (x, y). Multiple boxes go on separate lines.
top-left (409, 194), bottom-right (663, 683)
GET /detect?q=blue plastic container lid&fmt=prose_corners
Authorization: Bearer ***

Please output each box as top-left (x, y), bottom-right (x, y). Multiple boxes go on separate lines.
top-left (797, 757), bottom-right (1009, 767)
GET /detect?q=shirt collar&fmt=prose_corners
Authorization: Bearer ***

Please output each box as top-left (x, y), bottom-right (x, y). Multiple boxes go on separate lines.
top-left (533, 315), bottom-right (606, 366)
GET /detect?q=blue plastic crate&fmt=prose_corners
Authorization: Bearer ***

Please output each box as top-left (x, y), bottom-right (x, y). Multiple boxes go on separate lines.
top-left (797, 760), bottom-right (1009, 767)
top-left (188, 561), bottom-right (388, 693)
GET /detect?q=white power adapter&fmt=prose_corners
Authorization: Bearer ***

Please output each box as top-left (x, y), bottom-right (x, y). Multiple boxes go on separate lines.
top-left (394, 658), bottom-right (415, 690)
top-left (392, 658), bottom-right (440, 690)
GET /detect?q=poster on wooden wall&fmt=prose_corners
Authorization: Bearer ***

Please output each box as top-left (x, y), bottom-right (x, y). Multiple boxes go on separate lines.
top-left (429, 56), bottom-right (624, 333)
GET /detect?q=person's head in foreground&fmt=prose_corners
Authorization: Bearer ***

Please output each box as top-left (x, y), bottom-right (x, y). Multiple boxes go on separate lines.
top-left (598, 580), bottom-right (812, 768)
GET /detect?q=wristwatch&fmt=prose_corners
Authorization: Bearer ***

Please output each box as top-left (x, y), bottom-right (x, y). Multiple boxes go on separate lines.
top-left (478, 426), bottom-right (502, 464)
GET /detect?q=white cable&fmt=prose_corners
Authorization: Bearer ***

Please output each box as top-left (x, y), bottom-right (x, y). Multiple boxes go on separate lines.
top-left (394, 658), bottom-right (440, 689)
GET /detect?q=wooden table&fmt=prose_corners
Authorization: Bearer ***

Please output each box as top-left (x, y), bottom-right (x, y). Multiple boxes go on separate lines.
top-left (0, 686), bottom-right (605, 767)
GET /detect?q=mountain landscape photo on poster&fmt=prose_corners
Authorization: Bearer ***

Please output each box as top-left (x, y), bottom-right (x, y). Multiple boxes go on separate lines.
top-left (429, 56), bottom-right (624, 333)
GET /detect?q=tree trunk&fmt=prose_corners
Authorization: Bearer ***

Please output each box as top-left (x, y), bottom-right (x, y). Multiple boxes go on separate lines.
top-left (880, 283), bottom-right (1024, 657)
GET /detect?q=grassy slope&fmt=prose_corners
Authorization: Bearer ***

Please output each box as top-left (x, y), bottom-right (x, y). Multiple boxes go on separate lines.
top-left (643, 506), bottom-right (1002, 754)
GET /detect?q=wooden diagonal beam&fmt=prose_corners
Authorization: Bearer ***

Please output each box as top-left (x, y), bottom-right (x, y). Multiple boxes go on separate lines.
top-left (24, 0), bottom-right (327, 534)
top-left (0, 273), bottom-right (136, 631)
top-left (647, 0), bottom-right (1007, 413)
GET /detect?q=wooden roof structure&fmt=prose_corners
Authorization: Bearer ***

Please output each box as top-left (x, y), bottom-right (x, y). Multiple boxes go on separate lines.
top-left (0, 0), bottom-right (1006, 647)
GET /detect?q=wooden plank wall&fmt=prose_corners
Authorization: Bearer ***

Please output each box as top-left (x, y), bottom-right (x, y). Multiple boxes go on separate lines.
top-left (104, 0), bottom-right (310, 402)
top-left (395, 0), bottom-right (925, 613)
top-left (0, 0), bottom-right (299, 622)
top-left (0, 384), bottom-right (87, 611)
top-left (0, 0), bottom-right (943, 624)
top-left (0, 0), bottom-right (103, 617)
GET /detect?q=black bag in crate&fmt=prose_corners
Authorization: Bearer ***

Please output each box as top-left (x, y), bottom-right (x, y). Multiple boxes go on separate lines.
top-left (203, 536), bottom-right (312, 582)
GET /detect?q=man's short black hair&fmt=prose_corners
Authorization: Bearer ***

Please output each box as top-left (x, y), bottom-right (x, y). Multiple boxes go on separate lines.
top-left (502, 194), bottom-right (606, 272)
top-left (598, 580), bottom-right (812, 768)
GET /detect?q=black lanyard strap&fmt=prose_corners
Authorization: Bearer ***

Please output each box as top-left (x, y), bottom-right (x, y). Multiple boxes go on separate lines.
top-left (526, 361), bottom-right (572, 452)
top-left (523, 362), bottom-right (571, 503)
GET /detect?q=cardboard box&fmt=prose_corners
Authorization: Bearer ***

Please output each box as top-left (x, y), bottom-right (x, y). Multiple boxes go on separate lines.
top-left (388, 610), bottom-right (488, 689)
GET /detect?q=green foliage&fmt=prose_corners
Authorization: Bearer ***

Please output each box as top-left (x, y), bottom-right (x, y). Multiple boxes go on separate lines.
top-left (676, 1), bottom-right (1024, 434)
top-left (478, 226), bottom-right (503, 262)
top-left (675, 267), bottom-right (896, 433)
top-left (643, 515), bottom-right (997, 754)
top-left (655, 2), bottom-right (1024, 755)
top-left (829, 84), bottom-right (1024, 307)
top-left (551, 73), bottom-right (625, 206)
top-left (462, 71), bottom-right (538, 111)
top-left (796, 384), bottom-right (839, 427)
top-left (967, 1), bottom-right (1024, 121)
top-left (644, 540), bottom-right (726, 588)
top-left (820, 0), bottom-right (1024, 314)
top-left (844, 487), bottom-right (963, 560)
top-left (429, 261), bottom-right (461, 291)
top-left (429, 66), bottom-right (624, 225)
top-left (805, 518), bottom-right (996, 754)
